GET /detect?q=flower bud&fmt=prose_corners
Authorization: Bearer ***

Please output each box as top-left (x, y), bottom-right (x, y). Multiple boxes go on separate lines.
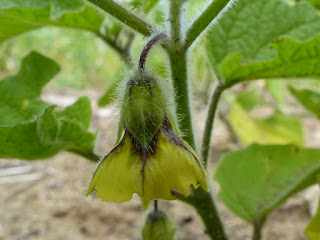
top-left (121, 72), bottom-right (167, 147)
top-left (142, 211), bottom-right (176, 240)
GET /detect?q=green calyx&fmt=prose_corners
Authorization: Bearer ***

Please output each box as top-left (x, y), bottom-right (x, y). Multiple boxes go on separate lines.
top-left (142, 211), bottom-right (176, 240)
top-left (121, 72), bottom-right (167, 148)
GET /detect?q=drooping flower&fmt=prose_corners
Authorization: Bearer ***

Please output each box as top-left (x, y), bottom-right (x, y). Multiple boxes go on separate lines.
top-left (87, 71), bottom-right (208, 208)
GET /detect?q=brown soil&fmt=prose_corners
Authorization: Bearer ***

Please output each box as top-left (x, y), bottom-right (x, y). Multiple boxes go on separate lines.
top-left (0, 89), bottom-right (318, 240)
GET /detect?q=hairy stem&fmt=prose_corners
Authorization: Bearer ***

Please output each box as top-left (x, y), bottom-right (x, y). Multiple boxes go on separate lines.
top-left (168, 50), bottom-right (195, 148)
top-left (167, 2), bottom-right (227, 240)
top-left (201, 84), bottom-right (226, 167)
top-left (172, 188), bottom-right (227, 240)
top-left (168, 0), bottom-right (195, 148)
top-left (184, 0), bottom-right (232, 49)
top-left (192, 189), bottom-right (227, 240)
top-left (86, 0), bottom-right (152, 36)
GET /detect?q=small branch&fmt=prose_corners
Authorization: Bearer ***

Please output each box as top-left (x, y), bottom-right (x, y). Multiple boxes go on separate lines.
top-left (201, 84), bottom-right (226, 167)
top-left (139, 33), bottom-right (168, 70)
top-left (252, 217), bottom-right (266, 240)
top-left (184, 0), bottom-right (232, 49)
top-left (86, 0), bottom-right (153, 36)
top-left (218, 112), bottom-right (239, 145)
top-left (96, 33), bottom-right (130, 65)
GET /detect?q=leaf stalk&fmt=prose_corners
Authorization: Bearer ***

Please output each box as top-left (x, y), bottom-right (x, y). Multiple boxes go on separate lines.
top-left (201, 84), bottom-right (226, 167)
top-left (86, 0), bottom-right (153, 36)
top-left (184, 0), bottom-right (232, 49)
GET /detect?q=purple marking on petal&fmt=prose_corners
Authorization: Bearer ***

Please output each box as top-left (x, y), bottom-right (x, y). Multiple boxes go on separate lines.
top-left (127, 129), bottom-right (159, 195)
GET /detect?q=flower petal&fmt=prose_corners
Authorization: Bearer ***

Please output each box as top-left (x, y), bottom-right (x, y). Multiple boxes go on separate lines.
top-left (141, 131), bottom-right (208, 207)
top-left (87, 137), bottom-right (143, 203)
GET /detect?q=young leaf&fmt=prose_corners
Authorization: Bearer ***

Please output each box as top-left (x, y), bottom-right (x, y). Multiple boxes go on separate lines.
top-left (0, 97), bottom-right (96, 160)
top-left (289, 86), bottom-right (320, 119)
top-left (0, 51), bottom-right (60, 127)
top-left (305, 177), bottom-right (320, 240)
top-left (0, 0), bottom-right (104, 44)
top-left (215, 144), bottom-right (320, 222)
top-left (228, 102), bottom-right (304, 146)
top-left (206, 0), bottom-right (320, 81)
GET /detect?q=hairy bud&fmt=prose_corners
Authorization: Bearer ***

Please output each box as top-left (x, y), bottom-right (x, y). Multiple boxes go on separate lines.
top-left (142, 211), bottom-right (176, 240)
top-left (121, 72), bottom-right (167, 147)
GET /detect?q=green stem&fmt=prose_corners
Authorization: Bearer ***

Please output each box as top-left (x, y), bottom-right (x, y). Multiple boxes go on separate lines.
top-left (172, 187), bottom-right (227, 240)
top-left (184, 0), bottom-right (232, 49)
top-left (86, 0), bottom-right (152, 36)
top-left (168, 0), bottom-right (195, 148)
top-left (252, 217), bottom-right (266, 240)
top-left (167, 2), bottom-right (227, 240)
top-left (168, 50), bottom-right (195, 148)
top-left (201, 84), bottom-right (226, 167)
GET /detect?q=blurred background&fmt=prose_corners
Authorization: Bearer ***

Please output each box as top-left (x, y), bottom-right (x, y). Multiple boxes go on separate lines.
top-left (1, 0), bottom-right (320, 239)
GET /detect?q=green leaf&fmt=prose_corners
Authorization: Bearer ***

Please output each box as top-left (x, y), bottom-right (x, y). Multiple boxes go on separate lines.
top-left (206, 0), bottom-right (320, 81)
top-left (0, 97), bottom-right (96, 160)
top-left (228, 102), bottom-right (304, 146)
top-left (0, 51), bottom-right (60, 127)
top-left (0, 51), bottom-right (96, 161)
top-left (305, 177), bottom-right (320, 240)
top-left (0, 0), bottom-right (104, 44)
top-left (215, 144), bottom-right (320, 222)
top-left (56, 96), bottom-right (92, 129)
top-left (220, 37), bottom-right (320, 84)
top-left (289, 86), bottom-right (320, 119)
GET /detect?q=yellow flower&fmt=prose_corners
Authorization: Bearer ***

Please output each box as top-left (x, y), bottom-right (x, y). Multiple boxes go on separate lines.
top-left (87, 118), bottom-right (208, 208)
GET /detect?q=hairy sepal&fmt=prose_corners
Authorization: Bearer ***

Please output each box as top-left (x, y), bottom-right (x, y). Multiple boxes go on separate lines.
top-left (121, 73), bottom-right (166, 147)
